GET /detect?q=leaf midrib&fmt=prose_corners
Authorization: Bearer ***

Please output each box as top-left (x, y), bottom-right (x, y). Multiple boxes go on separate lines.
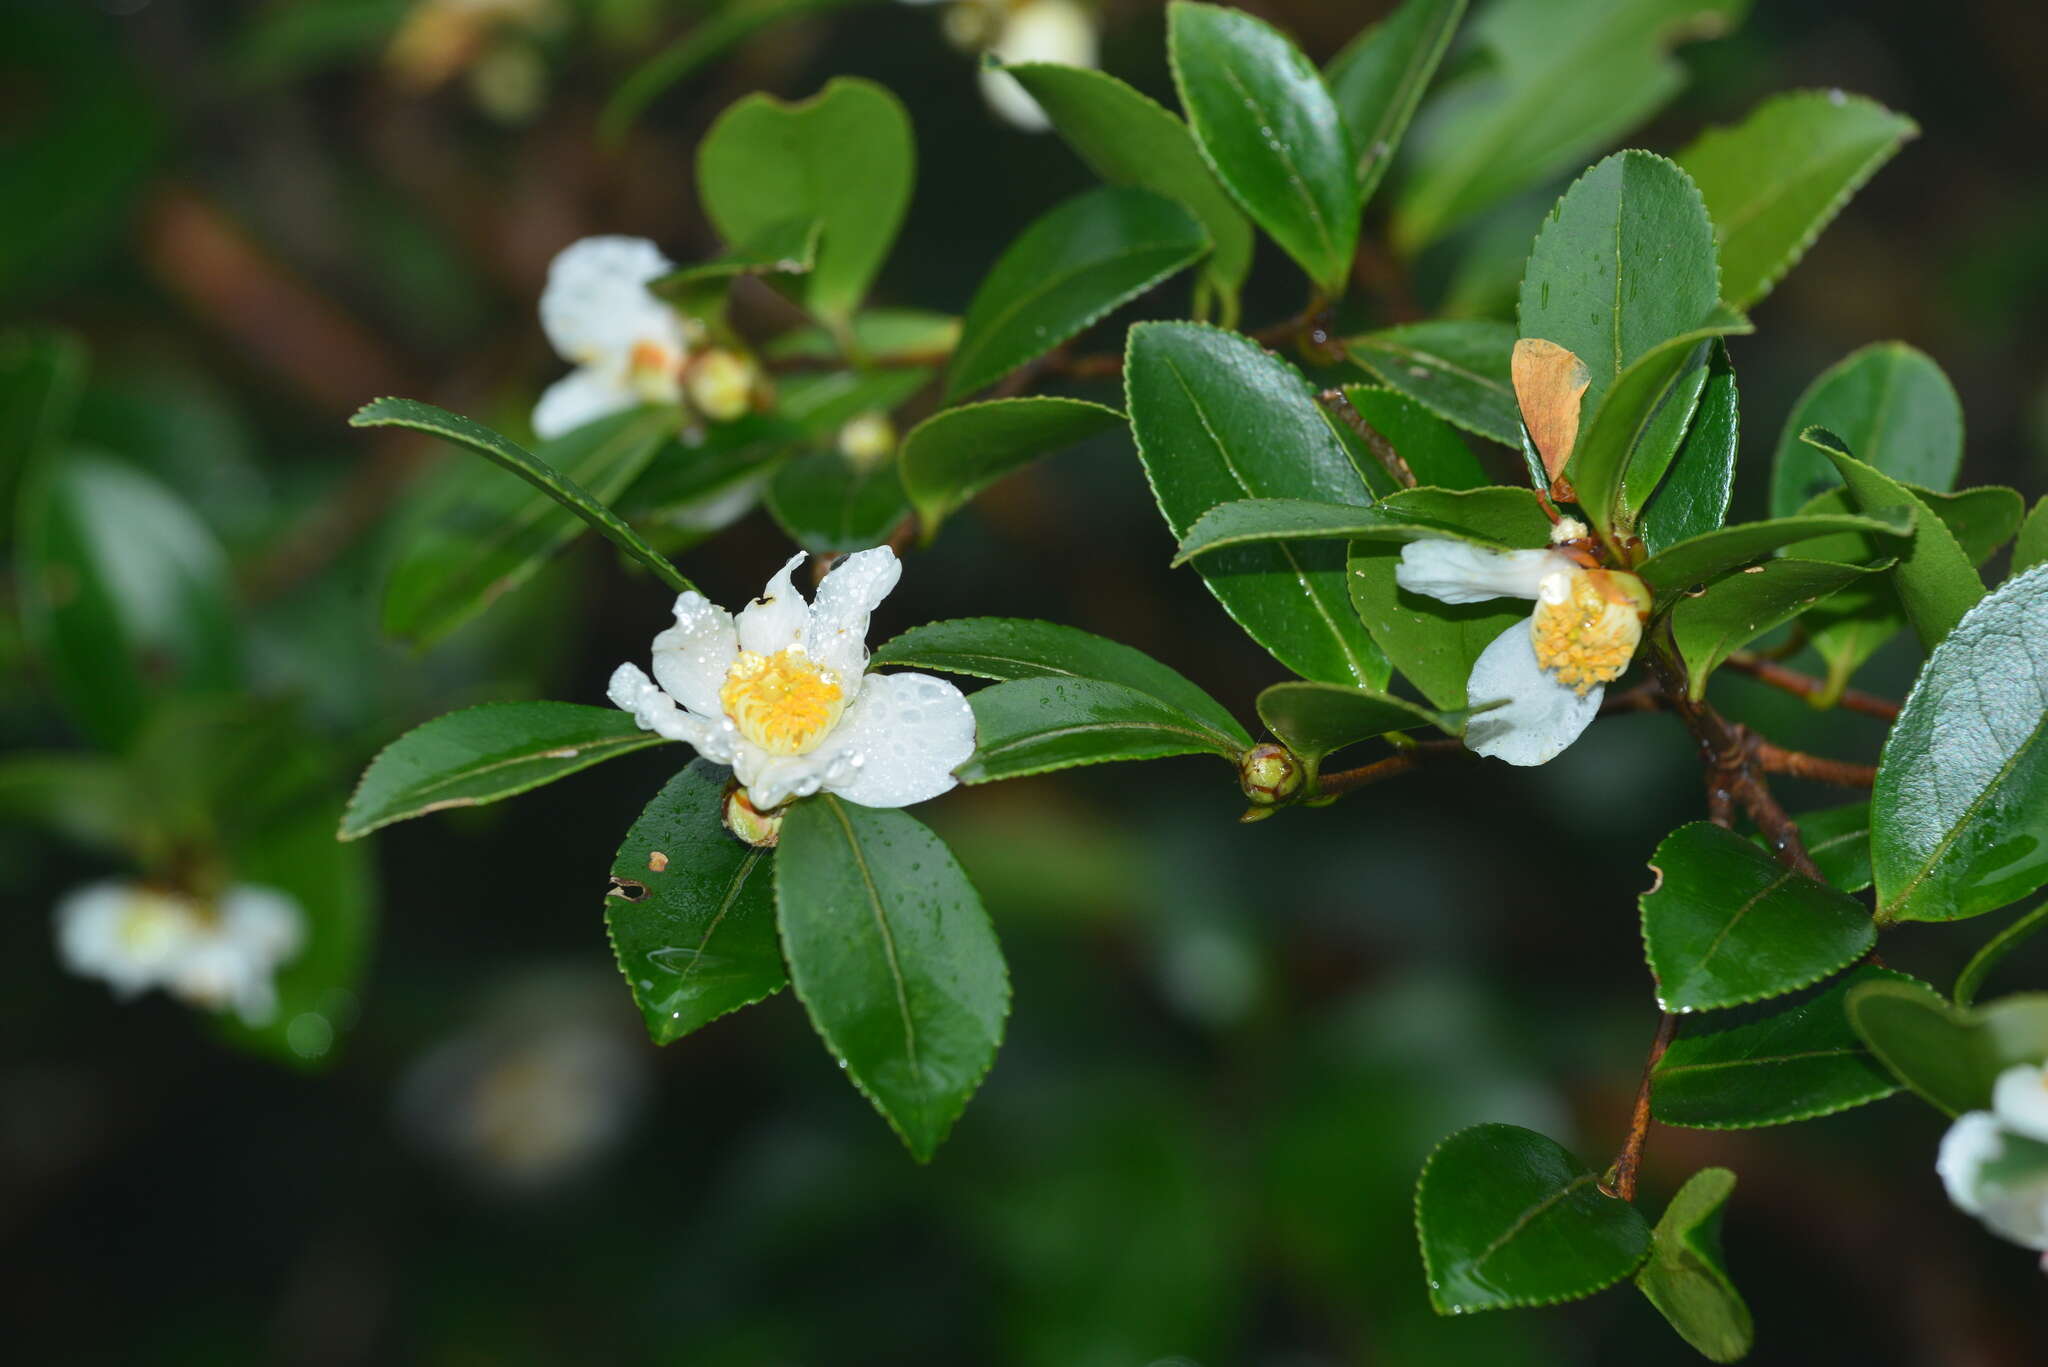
top-left (957, 236), bottom-right (1201, 389)
top-left (827, 796), bottom-right (927, 1119)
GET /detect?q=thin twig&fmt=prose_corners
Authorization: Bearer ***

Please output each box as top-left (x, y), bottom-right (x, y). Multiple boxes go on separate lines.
top-left (1603, 1010), bottom-right (1677, 1203)
top-left (1312, 738), bottom-right (1468, 798)
top-left (1722, 653), bottom-right (1902, 722)
top-left (1750, 739), bottom-right (1878, 789)
top-left (1317, 388), bottom-right (1415, 488)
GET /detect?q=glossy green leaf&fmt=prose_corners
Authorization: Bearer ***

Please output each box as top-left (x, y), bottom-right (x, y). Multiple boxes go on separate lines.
top-left (1679, 90), bottom-right (1916, 311)
top-left (1651, 967), bottom-right (1906, 1129)
top-left (1337, 386), bottom-right (1490, 494)
top-left (1671, 558), bottom-right (1882, 697)
top-left (1956, 903), bottom-right (2048, 1009)
top-left (341, 702), bottom-right (663, 839)
top-left (382, 407), bottom-right (672, 645)
top-left (1256, 681), bottom-right (1483, 783)
top-left (1169, 1), bottom-right (1360, 295)
top-left (1008, 62), bottom-right (1253, 313)
top-left (1773, 802), bottom-right (1873, 895)
top-left (946, 187), bottom-right (1208, 401)
top-left (1636, 340), bottom-right (1738, 554)
top-left (1805, 427), bottom-right (1984, 648)
top-left (1175, 487), bottom-right (1531, 564)
top-left (1640, 822), bottom-right (1876, 1013)
top-left (777, 796), bottom-right (1009, 1161)
top-left (1871, 565), bottom-right (2048, 925)
top-left (696, 77), bottom-right (913, 325)
top-left (960, 678), bottom-right (1241, 783)
top-left (1415, 1123), bottom-right (1651, 1314)
top-left (606, 761), bottom-right (785, 1045)
top-left (649, 217), bottom-right (820, 320)
top-left (350, 398), bottom-right (692, 595)
top-left (1348, 486), bottom-right (1555, 709)
top-left (871, 617), bottom-right (1249, 751)
top-left (898, 396), bottom-right (1124, 534)
top-left (763, 449), bottom-right (905, 554)
top-left (1769, 343), bottom-right (1963, 519)
top-left (2013, 497), bottom-right (2048, 577)
top-left (775, 368), bottom-right (931, 439)
top-left (15, 450), bottom-right (241, 750)
top-left (1392, 0), bottom-right (1747, 252)
top-left (1635, 1169), bottom-right (1752, 1363)
top-left (1126, 322), bottom-right (1387, 688)
top-left (1633, 505), bottom-right (1911, 601)
top-left (1324, 0), bottom-right (1466, 203)
top-left (1346, 319), bottom-right (1521, 448)
top-left (1845, 977), bottom-right (2048, 1116)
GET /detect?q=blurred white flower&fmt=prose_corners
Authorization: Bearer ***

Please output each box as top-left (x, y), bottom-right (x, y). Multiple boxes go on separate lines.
top-left (1993, 1060), bottom-right (2048, 1142)
top-left (609, 546), bottom-right (976, 810)
top-left (533, 236), bottom-right (696, 439)
top-left (907, 0), bottom-right (1100, 131)
top-left (55, 881), bottom-right (304, 1027)
top-left (1394, 526), bottom-right (1649, 766)
top-left (1938, 1096), bottom-right (2048, 1259)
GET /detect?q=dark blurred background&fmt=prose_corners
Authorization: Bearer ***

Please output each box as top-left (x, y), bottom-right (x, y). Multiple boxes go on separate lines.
top-left (5, 0), bottom-right (2048, 1362)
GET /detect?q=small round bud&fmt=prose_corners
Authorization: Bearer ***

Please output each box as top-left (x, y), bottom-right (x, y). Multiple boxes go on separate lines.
top-left (1238, 743), bottom-right (1305, 806)
top-left (686, 349), bottom-right (757, 424)
top-left (722, 783), bottom-right (782, 848)
top-left (1548, 516), bottom-right (1590, 544)
top-left (837, 411), bottom-right (897, 472)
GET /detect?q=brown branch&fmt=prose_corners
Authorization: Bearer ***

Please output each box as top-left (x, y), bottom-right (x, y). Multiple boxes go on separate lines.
top-left (1312, 738), bottom-right (1468, 798)
top-left (1750, 739), bottom-right (1878, 789)
top-left (1603, 1010), bottom-right (1677, 1203)
top-left (1317, 388), bottom-right (1415, 488)
top-left (1722, 652), bottom-right (1902, 722)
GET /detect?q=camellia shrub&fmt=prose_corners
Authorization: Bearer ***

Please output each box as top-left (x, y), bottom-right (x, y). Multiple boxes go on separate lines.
top-left (14, 0), bottom-right (2048, 1359)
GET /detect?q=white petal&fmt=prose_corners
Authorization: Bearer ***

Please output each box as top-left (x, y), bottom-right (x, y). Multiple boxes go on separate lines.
top-left (982, 0), bottom-right (1098, 130)
top-left (735, 551), bottom-right (810, 655)
top-left (1940, 1111), bottom-right (2005, 1216)
top-left (218, 885), bottom-right (306, 965)
top-left (1994, 1063), bottom-right (2048, 1143)
top-left (539, 235), bottom-right (685, 366)
top-left (55, 882), bottom-right (194, 997)
top-left (650, 592), bottom-right (737, 718)
top-left (822, 671), bottom-right (977, 809)
top-left (1395, 540), bottom-right (1573, 605)
top-left (608, 663), bottom-right (735, 761)
top-left (533, 365), bottom-right (633, 440)
top-left (806, 546), bottom-right (901, 691)
top-left (1461, 621), bottom-right (1602, 766)
top-left (733, 746), bottom-right (836, 811)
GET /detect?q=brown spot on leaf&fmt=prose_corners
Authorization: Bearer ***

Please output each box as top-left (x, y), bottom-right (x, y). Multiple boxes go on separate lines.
top-left (1512, 338), bottom-right (1591, 503)
top-left (607, 877), bottom-right (648, 902)
top-left (647, 851), bottom-right (669, 872)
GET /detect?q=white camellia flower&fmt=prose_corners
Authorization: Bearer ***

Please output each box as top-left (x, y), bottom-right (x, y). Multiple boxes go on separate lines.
top-left (608, 546), bottom-right (976, 811)
top-left (907, 0), bottom-right (1099, 131)
top-left (1993, 1060), bottom-right (2048, 1142)
top-left (1394, 520), bottom-right (1651, 766)
top-left (533, 236), bottom-right (695, 440)
top-left (1938, 1101), bottom-right (2048, 1257)
top-left (55, 881), bottom-right (305, 1027)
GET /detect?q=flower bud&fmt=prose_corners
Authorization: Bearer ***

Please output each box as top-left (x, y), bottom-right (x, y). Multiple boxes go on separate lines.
top-left (722, 782), bottom-right (782, 848)
top-left (837, 411), bottom-right (897, 472)
top-left (686, 349), bottom-right (758, 424)
top-left (1238, 742), bottom-right (1305, 807)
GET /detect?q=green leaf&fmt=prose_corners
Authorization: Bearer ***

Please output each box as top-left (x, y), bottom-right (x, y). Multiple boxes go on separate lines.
top-left (600, 0), bottom-right (866, 144)
top-left (1169, 1), bottom-right (1361, 296)
top-left (1804, 427), bottom-right (1984, 649)
top-left (1773, 802), bottom-right (1873, 895)
top-left (1679, 90), bottom-right (1917, 311)
top-left (1391, 0), bottom-right (1747, 252)
top-left (341, 702), bottom-right (663, 839)
top-left (1634, 1169), bottom-right (1753, 1363)
top-left (898, 396), bottom-right (1124, 535)
top-left (1256, 681), bottom-right (1483, 783)
top-left (1337, 386), bottom-right (1490, 493)
top-left (1640, 822), bottom-right (1877, 1013)
top-left (764, 450), bottom-right (905, 554)
top-left (774, 369), bottom-right (930, 438)
top-left (649, 217), bottom-right (821, 320)
top-left (1871, 564), bottom-right (2048, 925)
top-left (960, 677), bottom-right (1242, 783)
top-left (1008, 62), bottom-right (1253, 315)
top-left (1845, 976), bottom-right (2048, 1116)
top-left (1636, 339), bottom-right (1738, 554)
top-left (15, 450), bottom-right (241, 750)
top-left (1324, 0), bottom-right (1467, 204)
top-left (1956, 902), bottom-right (2048, 1009)
top-left (1769, 343), bottom-right (1963, 519)
top-left (871, 616), bottom-right (1249, 751)
top-left (1174, 496), bottom-right (1491, 565)
top-left (946, 187), bottom-right (1209, 401)
top-left (615, 415), bottom-right (801, 523)
top-left (2013, 497), bottom-right (2048, 578)
top-left (1670, 558), bottom-right (1883, 697)
top-left (1414, 1123), bottom-right (1651, 1314)
top-left (382, 407), bottom-right (673, 646)
top-left (0, 328), bottom-right (86, 516)
top-left (1632, 505), bottom-right (1911, 601)
top-left (350, 398), bottom-right (693, 595)
top-left (1519, 151), bottom-right (1722, 427)
top-left (777, 796), bottom-right (1009, 1161)
top-left (1651, 967), bottom-right (1906, 1129)
top-left (1126, 322), bottom-right (1387, 687)
top-left (1347, 486), bottom-right (1555, 709)
top-left (696, 77), bottom-right (913, 325)
top-left (605, 761), bottom-right (785, 1044)
top-left (1346, 320), bottom-right (1521, 447)
top-left (764, 309), bottom-right (959, 365)
top-left (0, 751), bottom-right (143, 854)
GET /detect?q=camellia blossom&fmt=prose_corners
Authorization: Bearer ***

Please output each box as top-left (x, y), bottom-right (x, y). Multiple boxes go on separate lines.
top-left (533, 236), bottom-right (696, 440)
top-left (1394, 520), bottom-right (1651, 766)
top-left (1938, 1062), bottom-right (2048, 1261)
top-left (608, 546), bottom-right (976, 811)
top-left (904, 0), bottom-right (1100, 132)
top-left (55, 881), bottom-right (305, 1027)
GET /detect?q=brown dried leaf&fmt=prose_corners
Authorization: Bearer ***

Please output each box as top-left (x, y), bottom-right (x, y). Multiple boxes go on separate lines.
top-left (1512, 337), bottom-right (1591, 501)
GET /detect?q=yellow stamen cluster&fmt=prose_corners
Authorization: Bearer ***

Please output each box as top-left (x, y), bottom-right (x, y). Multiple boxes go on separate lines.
top-left (629, 340), bottom-right (683, 403)
top-left (719, 647), bottom-right (846, 756)
top-left (1530, 568), bottom-right (1649, 695)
